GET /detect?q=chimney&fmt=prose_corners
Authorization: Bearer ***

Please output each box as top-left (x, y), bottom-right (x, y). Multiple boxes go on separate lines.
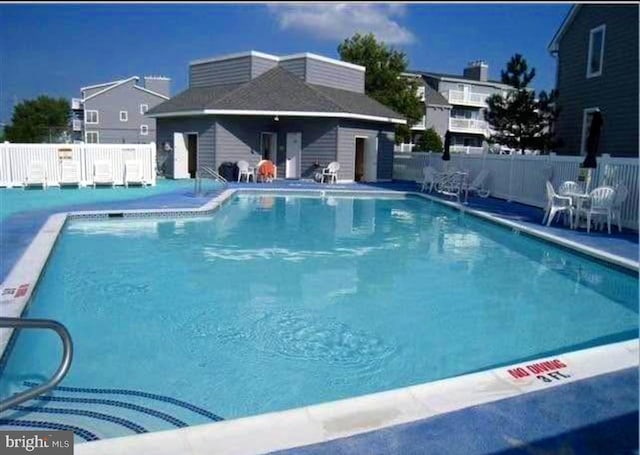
top-left (463, 60), bottom-right (488, 82)
top-left (144, 76), bottom-right (171, 97)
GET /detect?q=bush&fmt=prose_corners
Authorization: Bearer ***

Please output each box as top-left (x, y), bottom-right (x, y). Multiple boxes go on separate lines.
top-left (415, 128), bottom-right (443, 152)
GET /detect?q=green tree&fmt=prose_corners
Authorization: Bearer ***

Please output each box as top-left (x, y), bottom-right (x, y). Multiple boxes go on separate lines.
top-left (338, 33), bottom-right (423, 144)
top-left (5, 96), bottom-right (70, 143)
top-left (415, 128), bottom-right (443, 152)
top-left (484, 54), bottom-right (560, 154)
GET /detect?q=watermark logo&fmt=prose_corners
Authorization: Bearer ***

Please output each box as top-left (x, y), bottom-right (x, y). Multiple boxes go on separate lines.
top-left (1, 431), bottom-right (73, 454)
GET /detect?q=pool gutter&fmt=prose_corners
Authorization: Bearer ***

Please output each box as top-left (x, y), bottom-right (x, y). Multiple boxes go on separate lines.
top-left (0, 186), bottom-right (637, 454)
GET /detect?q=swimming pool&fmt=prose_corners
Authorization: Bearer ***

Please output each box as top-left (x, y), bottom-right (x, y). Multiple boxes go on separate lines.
top-left (0, 192), bottom-right (637, 440)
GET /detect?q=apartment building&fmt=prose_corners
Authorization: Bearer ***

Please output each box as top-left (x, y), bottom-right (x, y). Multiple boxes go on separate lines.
top-left (71, 76), bottom-right (170, 144)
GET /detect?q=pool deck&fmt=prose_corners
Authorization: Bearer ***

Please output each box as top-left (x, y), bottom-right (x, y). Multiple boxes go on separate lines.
top-left (1, 179), bottom-right (638, 454)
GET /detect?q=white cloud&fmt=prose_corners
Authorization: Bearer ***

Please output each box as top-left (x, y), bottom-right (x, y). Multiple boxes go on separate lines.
top-left (268, 3), bottom-right (415, 45)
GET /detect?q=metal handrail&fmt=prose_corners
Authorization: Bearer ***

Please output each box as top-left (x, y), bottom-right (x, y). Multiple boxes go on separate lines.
top-left (194, 166), bottom-right (227, 196)
top-left (0, 317), bottom-right (73, 413)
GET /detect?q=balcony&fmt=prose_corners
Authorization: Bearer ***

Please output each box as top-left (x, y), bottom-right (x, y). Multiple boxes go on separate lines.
top-left (71, 98), bottom-right (83, 110)
top-left (450, 145), bottom-right (484, 154)
top-left (449, 118), bottom-right (489, 136)
top-left (411, 115), bottom-right (426, 131)
top-left (72, 119), bottom-right (82, 132)
top-left (447, 90), bottom-right (489, 107)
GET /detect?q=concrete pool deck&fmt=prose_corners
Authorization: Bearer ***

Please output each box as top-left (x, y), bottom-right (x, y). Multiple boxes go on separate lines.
top-left (0, 179), bottom-right (638, 454)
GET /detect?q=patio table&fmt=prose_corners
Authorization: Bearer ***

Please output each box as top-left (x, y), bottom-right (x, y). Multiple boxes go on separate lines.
top-left (564, 192), bottom-right (591, 230)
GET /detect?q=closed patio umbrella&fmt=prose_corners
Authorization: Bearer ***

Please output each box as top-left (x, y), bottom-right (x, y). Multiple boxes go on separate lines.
top-left (582, 111), bottom-right (603, 191)
top-left (442, 131), bottom-right (451, 162)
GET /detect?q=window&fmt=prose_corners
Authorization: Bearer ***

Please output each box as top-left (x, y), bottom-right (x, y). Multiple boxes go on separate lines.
top-left (86, 131), bottom-right (99, 144)
top-left (140, 104), bottom-right (149, 115)
top-left (140, 125), bottom-right (149, 136)
top-left (580, 108), bottom-right (600, 155)
top-left (85, 110), bottom-right (99, 124)
top-left (586, 24), bottom-right (605, 78)
top-left (119, 111), bottom-right (128, 122)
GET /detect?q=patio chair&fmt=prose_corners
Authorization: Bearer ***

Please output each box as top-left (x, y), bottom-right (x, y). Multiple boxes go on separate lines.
top-left (59, 160), bottom-right (81, 188)
top-left (93, 160), bottom-right (115, 188)
top-left (237, 160), bottom-right (253, 182)
top-left (321, 162), bottom-right (340, 184)
top-left (420, 166), bottom-right (437, 193)
top-left (256, 160), bottom-right (276, 183)
top-left (611, 185), bottom-right (629, 233)
top-left (24, 161), bottom-right (47, 189)
top-left (576, 186), bottom-right (616, 234)
top-left (124, 160), bottom-right (148, 187)
top-left (542, 181), bottom-right (573, 228)
top-left (463, 169), bottom-right (490, 201)
top-left (558, 181), bottom-right (582, 197)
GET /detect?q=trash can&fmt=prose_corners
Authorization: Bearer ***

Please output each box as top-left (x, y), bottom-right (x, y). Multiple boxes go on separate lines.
top-left (218, 162), bottom-right (238, 182)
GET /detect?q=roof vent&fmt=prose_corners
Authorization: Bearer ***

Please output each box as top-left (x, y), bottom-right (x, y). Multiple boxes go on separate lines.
top-left (463, 60), bottom-right (488, 82)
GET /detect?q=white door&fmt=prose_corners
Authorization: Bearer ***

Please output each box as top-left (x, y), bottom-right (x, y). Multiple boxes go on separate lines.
top-left (172, 133), bottom-right (189, 179)
top-left (362, 137), bottom-right (378, 182)
top-left (286, 132), bottom-right (302, 179)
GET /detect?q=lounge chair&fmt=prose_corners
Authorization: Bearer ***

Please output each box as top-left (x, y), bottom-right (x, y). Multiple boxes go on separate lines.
top-left (124, 160), bottom-right (148, 187)
top-left (24, 161), bottom-right (47, 189)
top-left (542, 181), bottom-right (573, 228)
top-left (321, 162), bottom-right (340, 184)
top-left (59, 160), bottom-right (81, 188)
top-left (93, 160), bottom-right (114, 188)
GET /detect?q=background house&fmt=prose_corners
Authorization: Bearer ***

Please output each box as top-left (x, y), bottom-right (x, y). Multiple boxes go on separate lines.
top-left (71, 76), bottom-right (170, 144)
top-left (147, 51), bottom-right (405, 181)
top-left (402, 62), bottom-right (513, 154)
top-left (548, 4), bottom-right (639, 157)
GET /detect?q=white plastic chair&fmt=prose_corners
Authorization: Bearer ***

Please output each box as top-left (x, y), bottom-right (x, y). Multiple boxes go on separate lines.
top-left (237, 160), bottom-right (253, 182)
top-left (124, 160), bottom-right (148, 187)
top-left (24, 161), bottom-right (47, 189)
top-left (558, 181), bottom-right (582, 197)
top-left (93, 160), bottom-right (114, 188)
top-left (611, 185), bottom-right (629, 233)
top-left (542, 181), bottom-right (573, 228)
top-left (463, 169), bottom-right (490, 200)
top-left (577, 186), bottom-right (616, 234)
top-left (420, 166), bottom-right (436, 193)
top-left (59, 160), bottom-right (81, 187)
top-left (322, 162), bottom-right (340, 184)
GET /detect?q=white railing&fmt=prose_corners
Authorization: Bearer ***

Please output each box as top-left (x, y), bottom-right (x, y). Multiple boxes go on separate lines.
top-left (450, 145), bottom-right (485, 155)
top-left (71, 98), bottom-right (83, 110)
top-left (448, 90), bottom-right (488, 107)
top-left (394, 143), bottom-right (416, 153)
top-left (0, 142), bottom-right (156, 187)
top-left (449, 118), bottom-right (489, 135)
top-left (72, 119), bottom-right (82, 131)
top-left (393, 151), bottom-right (639, 230)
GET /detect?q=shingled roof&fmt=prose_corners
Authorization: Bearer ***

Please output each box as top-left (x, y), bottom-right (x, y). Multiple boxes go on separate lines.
top-left (147, 67), bottom-right (405, 123)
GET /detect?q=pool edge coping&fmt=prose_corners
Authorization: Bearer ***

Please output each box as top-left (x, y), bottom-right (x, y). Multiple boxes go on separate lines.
top-left (0, 186), bottom-right (637, 453)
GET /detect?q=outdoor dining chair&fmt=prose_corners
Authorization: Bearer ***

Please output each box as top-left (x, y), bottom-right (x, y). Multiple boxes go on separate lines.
top-left (542, 181), bottom-right (573, 228)
top-left (576, 186), bottom-right (616, 234)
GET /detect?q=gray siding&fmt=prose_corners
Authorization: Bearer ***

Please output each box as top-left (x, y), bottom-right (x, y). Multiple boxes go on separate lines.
top-left (155, 116), bottom-right (216, 177)
top-left (82, 79), bottom-right (165, 144)
top-left (425, 106), bottom-right (450, 140)
top-left (82, 83), bottom-right (117, 99)
top-left (554, 5), bottom-right (639, 157)
top-left (337, 120), bottom-right (395, 181)
top-left (190, 56), bottom-right (252, 88)
top-left (279, 58), bottom-right (306, 80)
top-left (305, 59), bottom-right (365, 93)
top-left (214, 116), bottom-right (272, 168)
top-left (251, 56), bottom-right (278, 79)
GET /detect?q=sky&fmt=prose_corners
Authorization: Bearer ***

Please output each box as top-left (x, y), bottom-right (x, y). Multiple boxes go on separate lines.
top-left (0, 3), bottom-right (571, 124)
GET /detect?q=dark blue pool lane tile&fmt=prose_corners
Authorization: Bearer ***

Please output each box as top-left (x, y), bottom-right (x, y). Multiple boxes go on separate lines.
top-left (272, 368), bottom-right (639, 455)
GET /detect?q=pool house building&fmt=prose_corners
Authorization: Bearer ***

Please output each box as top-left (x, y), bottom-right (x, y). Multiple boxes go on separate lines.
top-left (146, 51), bottom-right (405, 182)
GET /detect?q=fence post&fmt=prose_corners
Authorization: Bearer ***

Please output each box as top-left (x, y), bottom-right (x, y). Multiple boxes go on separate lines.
top-left (150, 142), bottom-right (157, 185)
top-left (507, 151), bottom-right (516, 202)
top-left (2, 141), bottom-right (10, 188)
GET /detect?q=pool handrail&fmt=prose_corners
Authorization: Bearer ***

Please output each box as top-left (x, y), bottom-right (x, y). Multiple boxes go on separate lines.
top-left (194, 166), bottom-right (227, 196)
top-left (0, 317), bottom-right (73, 413)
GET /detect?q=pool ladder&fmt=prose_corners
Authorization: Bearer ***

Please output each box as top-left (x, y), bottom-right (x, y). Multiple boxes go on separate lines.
top-left (0, 318), bottom-right (73, 413)
top-left (194, 166), bottom-right (228, 196)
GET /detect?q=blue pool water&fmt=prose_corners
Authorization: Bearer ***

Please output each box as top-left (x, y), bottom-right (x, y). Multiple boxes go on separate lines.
top-left (1, 193), bottom-right (637, 439)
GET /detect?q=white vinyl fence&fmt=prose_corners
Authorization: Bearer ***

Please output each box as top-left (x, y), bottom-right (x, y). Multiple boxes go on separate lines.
top-left (394, 151), bottom-right (639, 230)
top-left (0, 142), bottom-right (156, 187)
